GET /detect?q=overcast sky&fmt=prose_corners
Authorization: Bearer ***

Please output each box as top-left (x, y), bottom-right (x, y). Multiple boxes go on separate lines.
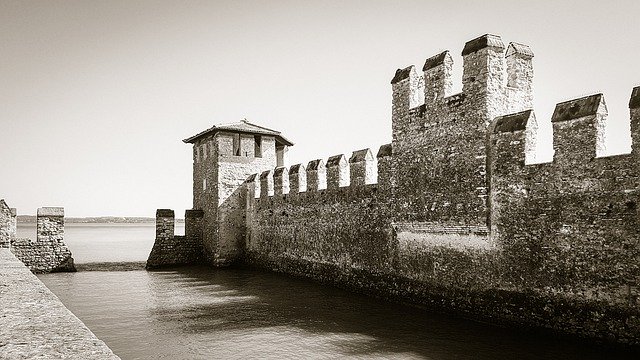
top-left (1, 0), bottom-right (638, 217)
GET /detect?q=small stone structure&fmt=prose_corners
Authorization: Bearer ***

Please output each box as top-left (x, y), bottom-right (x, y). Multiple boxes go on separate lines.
top-left (0, 199), bottom-right (75, 273)
top-left (149, 34), bottom-right (640, 345)
top-left (146, 209), bottom-right (206, 268)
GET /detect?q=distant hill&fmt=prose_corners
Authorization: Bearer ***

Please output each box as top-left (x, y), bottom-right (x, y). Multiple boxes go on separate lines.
top-left (16, 216), bottom-right (185, 224)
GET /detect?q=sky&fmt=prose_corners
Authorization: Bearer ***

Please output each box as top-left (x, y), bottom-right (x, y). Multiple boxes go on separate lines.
top-left (1, 0), bottom-right (639, 217)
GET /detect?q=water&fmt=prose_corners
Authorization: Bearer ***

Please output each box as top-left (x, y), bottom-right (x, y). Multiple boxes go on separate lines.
top-left (17, 222), bottom-right (183, 263)
top-left (21, 223), bottom-right (638, 359)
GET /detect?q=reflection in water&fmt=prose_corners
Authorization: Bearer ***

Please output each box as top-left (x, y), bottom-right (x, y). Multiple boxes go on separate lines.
top-left (40, 267), bottom-right (638, 360)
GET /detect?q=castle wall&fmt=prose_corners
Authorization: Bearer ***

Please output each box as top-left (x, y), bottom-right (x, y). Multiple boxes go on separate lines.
top-left (390, 37), bottom-right (533, 226)
top-left (244, 111), bottom-right (640, 345)
top-left (146, 209), bottom-right (206, 268)
top-left (168, 34), bottom-right (640, 344)
top-left (0, 200), bottom-right (15, 248)
top-left (490, 92), bottom-right (640, 304)
top-left (238, 36), bottom-right (640, 344)
top-left (192, 134), bottom-right (219, 261)
top-left (8, 207), bottom-right (75, 273)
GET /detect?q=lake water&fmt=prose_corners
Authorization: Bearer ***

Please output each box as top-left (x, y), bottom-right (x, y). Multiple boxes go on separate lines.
top-left (17, 222), bottom-right (183, 263)
top-left (21, 223), bottom-right (638, 359)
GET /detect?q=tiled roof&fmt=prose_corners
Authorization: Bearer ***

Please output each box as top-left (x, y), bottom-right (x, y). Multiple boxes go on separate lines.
top-left (183, 120), bottom-right (293, 146)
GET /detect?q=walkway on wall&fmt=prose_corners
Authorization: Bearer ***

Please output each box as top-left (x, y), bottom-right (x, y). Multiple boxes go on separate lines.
top-left (0, 248), bottom-right (119, 359)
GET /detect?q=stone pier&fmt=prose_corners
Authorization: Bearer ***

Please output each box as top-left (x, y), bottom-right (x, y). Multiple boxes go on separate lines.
top-left (0, 248), bottom-right (119, 359)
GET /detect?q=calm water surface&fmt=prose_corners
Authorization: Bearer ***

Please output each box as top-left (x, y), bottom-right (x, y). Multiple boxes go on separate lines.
top-left (22, 224), bottom-right (639, 359)
top-left (18, 222), bottom-right (183, 263)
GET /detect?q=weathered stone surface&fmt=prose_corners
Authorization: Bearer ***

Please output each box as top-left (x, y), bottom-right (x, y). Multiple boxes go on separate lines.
top-left (630, 86), bottom-right (640, 109)
top-left (326, 154), bottom-right (349, 189)
top-left (239, 34), bottom-right (640, 346)
top-left (461, 34), bottom-right (505, 55)
top-left (0, 199), bottom-right (14, 248)
top-left (306, 159), bottom-right (327, 191)
top-left (349, 148), bottom-right (376, 186)
top-left (0, 248), bottom-right (119, 359)
top-left (36, 207), bottom-right (64, 217)
top-left (288, 164), bottom-right (307, 193)
top-left (506, 42), bottom-right (534, 59)
top-left (2, 202), bottom-right (76, 273)
top-left (552, 93), bottom-right (604, 122)
top-left (273, 166), bottom-right (290, 195)
top-left (390, 66), bottom-right (413, 84)
top-left (174, 34), bottom-right (640, 346)
top-left (146, 209), bottom-right (206, 269)
top-left (492, 109), bottom-right (533, 133)
top-left (553, 94), bottom-right (607, 159)
top-left (422, 51), bottom-right (450, 71)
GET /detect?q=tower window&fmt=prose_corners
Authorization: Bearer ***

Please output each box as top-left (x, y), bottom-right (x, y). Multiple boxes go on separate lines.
top-left (254, 135), bottom-right (262, 157)
top-left (232, 134), bottom-right (240, 156)
top-left (203, 178), bottom-right (207, 191)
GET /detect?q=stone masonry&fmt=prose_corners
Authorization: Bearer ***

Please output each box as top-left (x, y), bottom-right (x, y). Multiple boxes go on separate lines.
top-left (0, 200), bottom-right (76, 273)
top-left (0, 199), bottom-right (16, 248)
top-left (0, 248), bottom-right (118, 359)
top-left (182, 120), bottom-right (293, 266)
top-left (146, 209), bottom-right (206, 268)
top-left (149, 34), bottom-right (640, 345)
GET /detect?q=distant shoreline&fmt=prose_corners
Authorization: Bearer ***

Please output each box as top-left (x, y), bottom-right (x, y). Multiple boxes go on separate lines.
top-left (17, 216), bottom-right (185, 224)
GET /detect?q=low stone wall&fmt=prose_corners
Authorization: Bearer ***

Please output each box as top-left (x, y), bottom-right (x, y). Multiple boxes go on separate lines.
top-left (0, 199), bottom-right (16, 248)
top-left (0, 248), bottom-right (119, 359)
top-left (9, 207), bottom-right (75, 273)
top-left (146, 209), bottom-right (207, 269)
top-left (11, 237), bottom-right (75, 273)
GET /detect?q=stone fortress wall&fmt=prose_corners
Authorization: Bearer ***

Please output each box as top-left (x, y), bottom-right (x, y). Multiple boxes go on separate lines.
top-left (150, 34), bottom-right (640, 345)
top-left (0, 199), bottom-right (75, 273)
top-left (146, 209), bottom-right (207, 269)
top-left (241, 35), bottom-right (640, 344)
top-left (191, 126), bottom-right (280, 266)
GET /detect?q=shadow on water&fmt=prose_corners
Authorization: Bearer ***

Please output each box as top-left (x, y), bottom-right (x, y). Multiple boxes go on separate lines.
top-left (145, 266), bottom-right (638, 360)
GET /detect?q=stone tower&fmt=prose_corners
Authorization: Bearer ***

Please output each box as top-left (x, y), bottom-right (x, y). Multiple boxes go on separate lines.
top-left (390, 34), bottom-right (533, 227)
top-left (183, 120), bottom-right (293, 266)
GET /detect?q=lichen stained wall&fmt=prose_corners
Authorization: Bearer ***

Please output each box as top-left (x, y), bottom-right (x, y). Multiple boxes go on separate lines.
top-left (390, 36), bottom-right (533, 226)
top-left (246, 156), bottom-right (393, 277)
top-left (491, 94), bottom-right (640, 306)
top-left (242, 34), bottom-right (640, 345)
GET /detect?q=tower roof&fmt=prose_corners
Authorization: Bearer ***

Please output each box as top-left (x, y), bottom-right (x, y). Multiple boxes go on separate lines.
top-left (182, 119), bottom-right (293, 146)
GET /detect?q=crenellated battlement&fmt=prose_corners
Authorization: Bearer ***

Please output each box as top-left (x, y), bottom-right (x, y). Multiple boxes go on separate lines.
top-left (160, 33), bottom-right (640, 344)
top-left (392, 34), bottom-right (533, 134)
top-left (246, 145), bottom-right (390, 201)
top-left (0, 200), bottom-right (75, 273)
top-left (492, 89), bottom-right (640, 171)
top-left (389, 34), bottom-right (535, 226)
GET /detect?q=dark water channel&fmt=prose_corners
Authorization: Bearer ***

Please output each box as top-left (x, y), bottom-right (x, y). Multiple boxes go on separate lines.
top-left (39, 267), bottom-right (638, 360)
